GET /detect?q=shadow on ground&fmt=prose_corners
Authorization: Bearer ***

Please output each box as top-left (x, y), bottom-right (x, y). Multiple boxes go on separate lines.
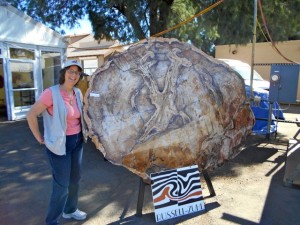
top-left (0, 111), bottom-right (300, 225)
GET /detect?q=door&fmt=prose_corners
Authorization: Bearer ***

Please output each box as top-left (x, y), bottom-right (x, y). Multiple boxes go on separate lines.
top-left (6, 47), bottom-right (38, 120)
top-left (8, 60), bottom-right (37, 120)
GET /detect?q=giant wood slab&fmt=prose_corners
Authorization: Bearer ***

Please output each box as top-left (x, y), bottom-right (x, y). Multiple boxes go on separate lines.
top-left (83, 38), bottom-right (255, 180)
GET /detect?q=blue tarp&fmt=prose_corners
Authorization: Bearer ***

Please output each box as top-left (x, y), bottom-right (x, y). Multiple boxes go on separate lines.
top-left (245, 85), bottom-right (285, 135)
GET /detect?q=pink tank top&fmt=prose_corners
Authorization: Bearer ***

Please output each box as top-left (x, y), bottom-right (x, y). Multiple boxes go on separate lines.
top-left (39, 88), bottom-right (81, 135)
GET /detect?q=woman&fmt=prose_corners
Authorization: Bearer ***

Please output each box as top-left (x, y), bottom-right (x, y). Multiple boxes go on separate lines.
top-left (27, 60), bottom-right (87, 225)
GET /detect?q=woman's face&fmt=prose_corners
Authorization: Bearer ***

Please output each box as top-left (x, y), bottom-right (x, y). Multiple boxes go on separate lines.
top-left (64, 65), bottom-right (81, 86)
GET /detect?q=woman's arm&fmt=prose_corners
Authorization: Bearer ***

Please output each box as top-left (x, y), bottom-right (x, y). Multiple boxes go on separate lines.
top-left (26, 101), bottom-right (48, 145)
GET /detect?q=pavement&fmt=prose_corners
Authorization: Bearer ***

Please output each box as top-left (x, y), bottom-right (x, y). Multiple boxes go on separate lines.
top-left (0, 105), bottom-right (300, 225)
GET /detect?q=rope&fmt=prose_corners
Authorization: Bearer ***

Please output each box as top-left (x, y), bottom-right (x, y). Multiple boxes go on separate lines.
top-left (151, 0), bottom-right (224, 38)
top-left (254, 63), bottom-right (299, 66)
top-left (258, 0), bottom-right (299, 65)
top-left (68, 1), bottom-right (225, 50)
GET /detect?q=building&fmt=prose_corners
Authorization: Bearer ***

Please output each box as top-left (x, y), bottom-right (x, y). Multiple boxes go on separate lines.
top-left (0, 3), bottom-right (126, 121)
top-left (65, 33), bottom-right (125, 95)
top-left (215, 40), bottom-right (300, 100)
top-left (0, 3), bottom-right (67, 120)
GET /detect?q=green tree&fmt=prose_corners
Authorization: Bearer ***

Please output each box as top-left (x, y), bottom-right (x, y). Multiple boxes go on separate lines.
top-left (7, 0), bottom-right (300, 55)
top-left (209, 0), bottom-right (300, 45)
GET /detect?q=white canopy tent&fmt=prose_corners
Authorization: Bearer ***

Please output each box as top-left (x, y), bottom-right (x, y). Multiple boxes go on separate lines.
top-left (0, 3), bottom-right (66, 48)
top-left (0, 3), bottom-right (67, 120)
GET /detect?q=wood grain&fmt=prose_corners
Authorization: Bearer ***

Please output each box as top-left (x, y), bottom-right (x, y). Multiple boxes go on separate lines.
top-left (83, 38), bottom-right (255, 180)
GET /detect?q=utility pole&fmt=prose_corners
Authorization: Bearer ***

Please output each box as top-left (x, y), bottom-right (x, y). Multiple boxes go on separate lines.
top-left (250, 0), bottom-right (257, 100)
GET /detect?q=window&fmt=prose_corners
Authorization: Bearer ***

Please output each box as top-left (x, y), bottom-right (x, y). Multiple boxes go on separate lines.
top-left (11, 62), bottom-right (34, 89)
top-left (83, 59), bottom-right (98, 75)
top-left (10, 61), bottom-right (35, 106)
top-left (10, 48), bottom-right (35, 60)
top-left (41, 51), bottom-right (61, 89)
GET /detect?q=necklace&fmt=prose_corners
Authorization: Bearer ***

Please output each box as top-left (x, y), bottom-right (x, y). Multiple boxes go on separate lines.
top-left (69, 92), bottom-right (74, 105)
top-left (60, 85), bottom-right (74, 105)
top-left (69, 94), bottom-right (74, 105)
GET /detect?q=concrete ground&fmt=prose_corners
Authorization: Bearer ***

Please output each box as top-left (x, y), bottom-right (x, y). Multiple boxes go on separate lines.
top-left (0, 105), bottom-right (300, 225)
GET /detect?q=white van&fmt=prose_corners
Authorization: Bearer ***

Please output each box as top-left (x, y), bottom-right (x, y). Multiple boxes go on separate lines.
top-left (218, 59), bottom-right (285, 134)
top-left (218, 59), bottom-right (270, 91)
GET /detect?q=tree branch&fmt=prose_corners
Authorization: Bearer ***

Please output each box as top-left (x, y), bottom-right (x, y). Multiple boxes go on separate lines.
top-left (112, 2), bottom-right (146, 39)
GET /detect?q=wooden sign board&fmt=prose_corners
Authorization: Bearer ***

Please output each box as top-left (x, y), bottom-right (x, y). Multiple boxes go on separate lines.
top-left (150, 165), bottom-right (205, 222)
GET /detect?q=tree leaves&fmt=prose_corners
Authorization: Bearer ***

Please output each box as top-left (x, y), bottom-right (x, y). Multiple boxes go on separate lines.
top-left (8, 0), bottom-right (300, 54)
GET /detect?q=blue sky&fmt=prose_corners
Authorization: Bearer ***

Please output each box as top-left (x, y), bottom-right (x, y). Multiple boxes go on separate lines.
top-left (62, 17), bottom-right (92, 35)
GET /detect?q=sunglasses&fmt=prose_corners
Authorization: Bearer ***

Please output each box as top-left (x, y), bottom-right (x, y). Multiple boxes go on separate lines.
top-left (67, 69), bottom-right (82, 76)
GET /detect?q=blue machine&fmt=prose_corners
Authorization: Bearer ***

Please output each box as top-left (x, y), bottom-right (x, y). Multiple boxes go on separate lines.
top-left (267, 64), bottom-right (300, 136)
top-left (245, 85), bottom-right (283, 135)
top-left (249, 64), bottom-right (299, 135)
top-left (269, 64), bottom-right (300, 103)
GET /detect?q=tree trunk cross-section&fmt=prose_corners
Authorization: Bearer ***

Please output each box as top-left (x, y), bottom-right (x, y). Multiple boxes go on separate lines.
top-left (84, 38), bottom-right (255, 180)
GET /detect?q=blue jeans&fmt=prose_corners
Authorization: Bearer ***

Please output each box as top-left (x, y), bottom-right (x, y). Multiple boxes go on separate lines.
top-left (45, 132), bottom-right (83, 225)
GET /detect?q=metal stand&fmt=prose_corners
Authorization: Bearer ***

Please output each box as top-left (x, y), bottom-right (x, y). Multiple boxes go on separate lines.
top-left (136, 178), bottom-right (147, 217)
top-left (202, 169), bottom-right (216, 197)
top-left (266, 101), bottom-right (274, 140)
top-left (293, 117), bottom-right (300, 140)
top-left (293, 125), bottom-right (300, 140)
top-left (135, 169), bottom-right (215, 217)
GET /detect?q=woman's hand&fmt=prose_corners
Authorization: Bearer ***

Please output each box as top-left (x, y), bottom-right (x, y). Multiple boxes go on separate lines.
top-left (26, 101), bottom-right (48, 145)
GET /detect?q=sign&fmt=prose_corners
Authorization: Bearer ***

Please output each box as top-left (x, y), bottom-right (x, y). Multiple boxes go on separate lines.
top-left (150, 165), bottom-right (205, 222)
